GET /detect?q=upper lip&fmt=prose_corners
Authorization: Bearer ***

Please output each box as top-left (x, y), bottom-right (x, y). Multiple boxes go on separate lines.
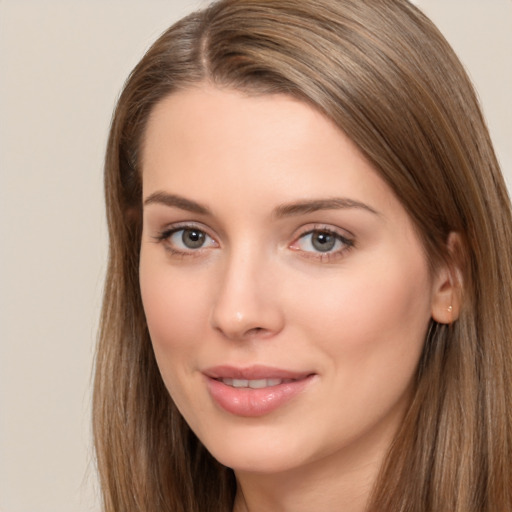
top-left (202, 365), bottom-right (313, 381)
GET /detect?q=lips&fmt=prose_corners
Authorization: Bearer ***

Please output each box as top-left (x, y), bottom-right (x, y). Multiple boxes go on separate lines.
top-left (203, 365), bottom-right (315, 417)
top-left (220, 377), bottom-right (290, 388)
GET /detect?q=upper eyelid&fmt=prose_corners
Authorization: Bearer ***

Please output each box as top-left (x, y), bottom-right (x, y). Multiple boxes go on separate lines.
top-left (291, 229), bottom-right (354, 249)
top-left (292, 223), bottom-right (355, 240)
top-left (157, 221), bottom-right (216, 237)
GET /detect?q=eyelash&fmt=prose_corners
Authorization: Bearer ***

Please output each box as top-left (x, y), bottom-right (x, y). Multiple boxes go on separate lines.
top-left (152, 223), bottom-right (218, 258)
top-left (290, 225), bottom-right (354, 263)
top-left (152, 223), bottom-right (354, 262)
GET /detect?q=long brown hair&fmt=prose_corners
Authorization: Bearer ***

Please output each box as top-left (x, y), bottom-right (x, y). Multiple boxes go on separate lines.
top-left (93, 1), bottom-right (512, 510)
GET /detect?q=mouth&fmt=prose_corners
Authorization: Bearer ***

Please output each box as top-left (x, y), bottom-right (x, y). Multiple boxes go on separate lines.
top-left (218, 378), bottom-right (293, 389)
top-left (203, 365), bottom-right (315, 417)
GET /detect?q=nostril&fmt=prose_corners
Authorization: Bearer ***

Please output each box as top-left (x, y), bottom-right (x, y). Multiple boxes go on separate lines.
top-left (245, 326), bottom-right (270, 338)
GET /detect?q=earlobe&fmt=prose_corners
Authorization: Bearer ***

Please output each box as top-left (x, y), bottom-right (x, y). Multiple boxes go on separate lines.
top-left (431, 232), bottom-right (463, 324)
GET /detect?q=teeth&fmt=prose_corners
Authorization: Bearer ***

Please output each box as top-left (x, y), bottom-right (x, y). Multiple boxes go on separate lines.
top-left (265, 379), bottom-right (283, 387)
top-left (248, 379), bottom-right (268, 389)
top-left (221, 378), bottom-right (286, 388)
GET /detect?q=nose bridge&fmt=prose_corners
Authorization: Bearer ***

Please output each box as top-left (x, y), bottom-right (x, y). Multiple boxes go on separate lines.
top-left (210, 241), bottom-right (283, 340)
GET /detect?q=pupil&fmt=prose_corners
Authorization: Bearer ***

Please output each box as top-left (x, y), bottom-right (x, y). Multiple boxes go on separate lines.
top-left (182, 229), bottom-right (205, 249)
top-left (312, 232), bottom-right (335, 252)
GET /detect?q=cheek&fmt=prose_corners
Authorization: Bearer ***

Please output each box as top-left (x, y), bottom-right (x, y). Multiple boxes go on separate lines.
top-left (288, 253), bottom-right (433, 373)
top-left (139, 259), bottom-right (214, 421)
top-left (139, 258), bottom-right (210, 357)
top-left (282, 257), bottom-right (433, 447)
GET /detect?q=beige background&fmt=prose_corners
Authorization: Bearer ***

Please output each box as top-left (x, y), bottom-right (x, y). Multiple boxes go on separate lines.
top-left (0, 1), bottom-right (510, 511)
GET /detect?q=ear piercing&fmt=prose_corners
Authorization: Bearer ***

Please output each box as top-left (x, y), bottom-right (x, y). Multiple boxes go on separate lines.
top-left (447, 305), bottom-right (453, 312)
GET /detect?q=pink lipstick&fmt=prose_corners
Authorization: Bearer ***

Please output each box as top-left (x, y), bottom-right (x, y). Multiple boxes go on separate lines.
top-left (203, 365), bottom-right (315, 417)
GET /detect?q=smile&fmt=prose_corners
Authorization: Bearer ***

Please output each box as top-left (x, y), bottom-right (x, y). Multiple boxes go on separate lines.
top-left (219, 378), bottom-right (292, 388)
top-left (203, 366), bottom-right (315, 417)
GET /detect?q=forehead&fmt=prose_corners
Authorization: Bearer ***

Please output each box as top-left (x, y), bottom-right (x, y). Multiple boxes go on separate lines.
top-left (142, 86), bottom-right (341, 169)
top-left (142, 86), bottom-right (380, 197)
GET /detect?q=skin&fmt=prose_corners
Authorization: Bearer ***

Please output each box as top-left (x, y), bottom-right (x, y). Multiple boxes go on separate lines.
top-left (139, 85), bottom-right (455, 512)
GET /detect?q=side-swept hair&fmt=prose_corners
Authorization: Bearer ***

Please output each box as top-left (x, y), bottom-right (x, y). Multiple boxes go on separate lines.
top-left (93, 1), bottom-right (512, 510)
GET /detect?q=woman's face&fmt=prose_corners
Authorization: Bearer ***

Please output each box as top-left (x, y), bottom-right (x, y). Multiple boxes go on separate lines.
top-left (139, 86), bottom-right (448, 476)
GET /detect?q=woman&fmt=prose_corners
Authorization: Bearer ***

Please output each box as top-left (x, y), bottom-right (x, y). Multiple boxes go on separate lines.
top-left (93, 0), bottom-right (512, 510)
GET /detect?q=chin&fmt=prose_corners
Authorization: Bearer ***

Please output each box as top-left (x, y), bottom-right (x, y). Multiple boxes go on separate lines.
top-left (216, 450), bottom-right (303, 475)
top-left (199, 424), bottom-right (310, 475)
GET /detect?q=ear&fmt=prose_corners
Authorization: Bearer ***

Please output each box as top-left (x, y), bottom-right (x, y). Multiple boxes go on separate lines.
top-left (431, 232), bottom-right (463, 324)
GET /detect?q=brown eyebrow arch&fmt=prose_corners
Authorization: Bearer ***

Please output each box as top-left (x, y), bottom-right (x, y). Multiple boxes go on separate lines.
top-left (273, 198), bottom-right (378, 217)
top-left (143, 192), bottom-right (377, 217)
top-left (143, 191), bottom-right (211, 215)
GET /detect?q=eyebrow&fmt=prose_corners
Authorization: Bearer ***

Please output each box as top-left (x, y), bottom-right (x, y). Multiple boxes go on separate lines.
top-left (273, 198), bottom-right (379, 218)
top-left (143, 191), bottom-right (378, 217)
top-left (143, 191), bottom-right (210, 215)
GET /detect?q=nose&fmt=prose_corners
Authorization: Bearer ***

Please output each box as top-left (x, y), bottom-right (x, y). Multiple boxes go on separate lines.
top-left (210, 248), bottom-right (285, 341)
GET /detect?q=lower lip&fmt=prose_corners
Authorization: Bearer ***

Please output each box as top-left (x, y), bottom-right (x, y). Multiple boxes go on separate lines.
top-left (205, 376), bottom-right (314, 417)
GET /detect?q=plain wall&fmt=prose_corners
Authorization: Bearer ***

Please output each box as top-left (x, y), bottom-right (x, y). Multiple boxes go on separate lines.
top-left (0, 1), bottom-right (510, 511)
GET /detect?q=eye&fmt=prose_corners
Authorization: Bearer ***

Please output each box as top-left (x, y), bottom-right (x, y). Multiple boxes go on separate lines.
top-left (154, 225), bottom-right (218, 254)
top-left (170, 228), bottom-right (210, 250)
top-left (290, 228), bottom-right (353, 258)
top-left (301, 231), bottom-right (338, 252)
